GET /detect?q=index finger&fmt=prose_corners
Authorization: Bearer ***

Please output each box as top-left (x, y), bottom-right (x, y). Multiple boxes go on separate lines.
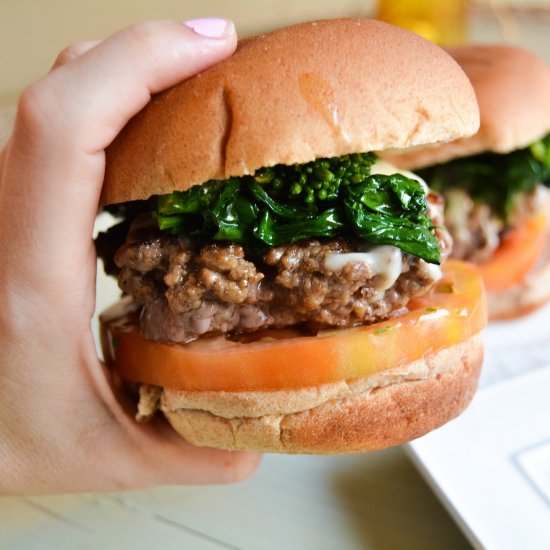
top-left (0, 20), bottom-right (237, 285)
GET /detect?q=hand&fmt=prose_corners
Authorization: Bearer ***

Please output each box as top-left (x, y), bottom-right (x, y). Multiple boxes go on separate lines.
top-left (0, 18), bottom-right (261, 495)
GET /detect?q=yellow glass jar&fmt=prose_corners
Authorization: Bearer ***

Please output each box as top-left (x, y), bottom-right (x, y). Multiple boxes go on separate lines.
top-left (376, 0), bottom-right (468, 46)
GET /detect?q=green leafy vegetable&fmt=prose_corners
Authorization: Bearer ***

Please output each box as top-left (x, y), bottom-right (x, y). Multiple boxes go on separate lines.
top-left (154, 153), bottom-right (441, 263)
top-left (254, 208), bottom-right (345, 246)
top-left (418, 134), bottom-right (550, 220)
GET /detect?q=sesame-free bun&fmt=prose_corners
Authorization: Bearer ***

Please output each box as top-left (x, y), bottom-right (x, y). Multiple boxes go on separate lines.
top-left (386, 44), bottom-right (550, 170)
top-left (159, 335), bottom-right (482, 453)
top-left (101, 18), bottom-right (479, 206)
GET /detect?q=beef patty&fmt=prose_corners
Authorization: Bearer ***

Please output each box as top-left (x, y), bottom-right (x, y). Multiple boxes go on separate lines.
top-left (110, 212), bottom-right (450, 342)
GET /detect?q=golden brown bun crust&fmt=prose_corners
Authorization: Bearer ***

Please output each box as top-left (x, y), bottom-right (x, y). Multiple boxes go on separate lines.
top-left (102, 18), bottom-right (479, 205)
top-left (161, 335), bottom-right (482, 453)
top-left (386, 44), bottom-right (550, 169)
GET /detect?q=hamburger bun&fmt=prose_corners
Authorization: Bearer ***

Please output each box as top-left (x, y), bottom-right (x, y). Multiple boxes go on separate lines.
top-left (386, 44), bottom-right (550, 169)
top-left (99, 19), bottom-right (485, 453)
top-left (102, 18), bottom-right (479, 205)
top-left (156, 335), bottom-right (482, 453)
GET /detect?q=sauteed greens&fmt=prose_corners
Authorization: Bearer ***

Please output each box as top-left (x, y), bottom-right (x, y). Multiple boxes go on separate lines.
top-left (419, 134), bottom-right (550, 221)
top-left (155, 153), bottom-right (441, 264)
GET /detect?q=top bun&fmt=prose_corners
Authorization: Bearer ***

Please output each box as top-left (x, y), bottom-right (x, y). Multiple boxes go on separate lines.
top-left (386, 44), bottom-right (550, 170)
top-left (102, 18), bottom-right (479, 205)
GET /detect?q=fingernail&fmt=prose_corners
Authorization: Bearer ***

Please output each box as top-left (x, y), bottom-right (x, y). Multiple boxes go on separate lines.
top-left (184, 18), bottom-right (235, 38)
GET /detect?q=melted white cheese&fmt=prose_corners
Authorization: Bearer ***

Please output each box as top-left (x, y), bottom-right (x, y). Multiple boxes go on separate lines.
top-left (422, 262), bottom-right (443, 283)
top-left (322, 160), bottom-right (439, 293)
top-left (324, 245), bottom-right (403, 291)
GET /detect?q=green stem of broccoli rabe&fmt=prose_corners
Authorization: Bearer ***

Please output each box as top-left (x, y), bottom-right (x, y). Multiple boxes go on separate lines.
top-left (154, 152), bottom-right (441, 264)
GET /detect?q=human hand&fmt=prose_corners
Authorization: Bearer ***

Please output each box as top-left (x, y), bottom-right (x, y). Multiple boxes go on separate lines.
top-left (0, 18), bottom-right (261, 495)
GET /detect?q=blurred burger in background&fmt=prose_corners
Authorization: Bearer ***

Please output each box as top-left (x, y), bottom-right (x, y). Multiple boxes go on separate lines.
top-left (385, 44), bottom-right (550, 320)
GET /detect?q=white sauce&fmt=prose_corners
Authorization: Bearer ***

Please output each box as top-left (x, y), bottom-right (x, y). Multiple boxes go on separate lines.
top-left (324, 245), bottom-right (403, 291)
top-left (322, 160), bottom-right (440, 293)
top-left (421, 262), bottom-right (443, 283)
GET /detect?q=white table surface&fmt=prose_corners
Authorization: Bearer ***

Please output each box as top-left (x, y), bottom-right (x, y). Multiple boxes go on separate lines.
top-left (1, 450), bottom-right (471, 549)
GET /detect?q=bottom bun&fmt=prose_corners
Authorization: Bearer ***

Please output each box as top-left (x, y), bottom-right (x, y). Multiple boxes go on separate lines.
top-left (157, 334), bottom-right (482, 453)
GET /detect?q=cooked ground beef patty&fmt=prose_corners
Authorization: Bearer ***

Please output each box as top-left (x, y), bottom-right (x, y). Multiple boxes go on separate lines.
top-left (444, 186), bottom-right (549, 263)
top-left (111, 201), bottom-right (450, 342)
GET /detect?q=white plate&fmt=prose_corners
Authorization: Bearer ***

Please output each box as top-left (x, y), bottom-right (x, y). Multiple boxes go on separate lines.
top-left (481, 302), bottom-right (550, 388)
top-left (408, 364), bottom-right (550, 550)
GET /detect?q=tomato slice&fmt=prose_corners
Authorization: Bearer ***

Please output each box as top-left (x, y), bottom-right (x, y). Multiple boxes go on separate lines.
top-left (479, 212), bottom-right (549, 292)
top-left (101, 260), bottom-right (486, 392)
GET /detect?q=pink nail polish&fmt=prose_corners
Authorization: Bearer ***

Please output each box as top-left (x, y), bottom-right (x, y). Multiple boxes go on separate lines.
top-left (184, 18), bottom-right (234, 38)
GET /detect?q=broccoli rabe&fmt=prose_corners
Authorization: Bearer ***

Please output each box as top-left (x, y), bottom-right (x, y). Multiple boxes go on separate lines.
top-left (155, 153), bottom-right (441, 264)
top-left (419, 134), bottom-right (550, 221)
top-left (251, 152), bottom-right (376, 207)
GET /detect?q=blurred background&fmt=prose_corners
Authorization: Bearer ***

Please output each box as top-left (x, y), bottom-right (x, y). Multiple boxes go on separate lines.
top-left (2, 1), bottom-right (550, 549)
top-left (2, 0), bottom-right (550, 103)
top-left (3, 0), bottom-right (550, 151)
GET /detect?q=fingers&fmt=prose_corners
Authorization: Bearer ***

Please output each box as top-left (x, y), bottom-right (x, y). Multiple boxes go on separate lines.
top-left (50, 40), bottom-right (101, 71)
top-left (100, 444), bottom-right (262, 491)
top-left (81, 410), bottom-right (262, 490)
top-left (0, 19), bottom-right (237, 298)
top-left (22, 19), bottom-right (236, 154)
top-left (141, 417), bottom-right (263, 485)
top-left (165, 447), bottom-right (262, 485)
top-left (87, 364), bottom-right (262, 487)
top-left (139, 435), bottom-right (263, 486)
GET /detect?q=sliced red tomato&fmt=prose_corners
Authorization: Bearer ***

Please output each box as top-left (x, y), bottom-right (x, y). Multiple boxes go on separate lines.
top-left (101, 260), bottom-right (486, 392)
top-left (479, 212), bottom-right (549, 292)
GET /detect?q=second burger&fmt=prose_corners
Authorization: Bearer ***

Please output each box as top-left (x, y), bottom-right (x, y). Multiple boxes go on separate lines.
top-left (386, 45), bottom-right (550, 320)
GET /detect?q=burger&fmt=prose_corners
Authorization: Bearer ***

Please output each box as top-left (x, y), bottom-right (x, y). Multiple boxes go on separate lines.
top-left (96, 19), bottom-right (485, 453)
top-left (385, 45), bottom-right (550, 320)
